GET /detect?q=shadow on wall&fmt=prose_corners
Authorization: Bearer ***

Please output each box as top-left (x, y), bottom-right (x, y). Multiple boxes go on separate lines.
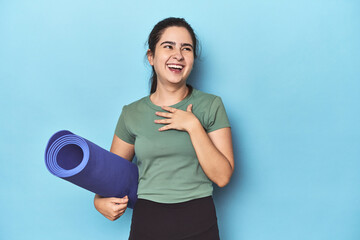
top-left (187, 58), bottom-right (204, 90)
top-left (213, 121), bottom-right (245, 240)
top-left (189, 60), bottom-right (245, 200)
top-left (191, 59), bottom-right (246, 237)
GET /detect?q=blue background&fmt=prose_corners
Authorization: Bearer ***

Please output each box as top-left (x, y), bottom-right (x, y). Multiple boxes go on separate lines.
top-left (1, 0), bottom-right (359, 239)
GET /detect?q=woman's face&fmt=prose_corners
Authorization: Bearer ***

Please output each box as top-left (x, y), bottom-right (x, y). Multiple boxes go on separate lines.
top-left (148, 26), bottom-right (194, 87)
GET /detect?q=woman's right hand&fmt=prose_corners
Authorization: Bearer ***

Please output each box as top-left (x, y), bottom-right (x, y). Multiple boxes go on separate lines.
top-left (94, 194), bottom-right (128, 221)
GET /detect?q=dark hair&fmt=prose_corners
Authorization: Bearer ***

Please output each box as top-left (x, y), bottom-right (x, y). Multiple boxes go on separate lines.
top-left (147, 17), bottom-right (199, 94)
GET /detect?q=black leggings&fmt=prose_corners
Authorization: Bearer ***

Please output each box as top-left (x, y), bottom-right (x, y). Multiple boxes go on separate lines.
top-left (129, 196), bottom-right (220, 240)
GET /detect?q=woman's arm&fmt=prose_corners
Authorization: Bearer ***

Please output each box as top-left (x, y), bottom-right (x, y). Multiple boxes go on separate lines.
top-left (188, 126), bottom-right (234, 187)
top-left (110, 134), bottom-right (135, 161)
top-left (94, 135), bottom-right (135, 221)
top-left (155, 104), bottom-right (234, 187)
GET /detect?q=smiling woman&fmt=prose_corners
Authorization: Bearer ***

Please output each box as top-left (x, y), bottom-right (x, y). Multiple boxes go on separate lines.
top-left (147, 18), bottom-right (199, 94)
top-left (148, 27), bottom-right (194, 81)
top-left (147, 26), bottom-right (195, 106)
top-left (93, 17), bottom-right (234, 240)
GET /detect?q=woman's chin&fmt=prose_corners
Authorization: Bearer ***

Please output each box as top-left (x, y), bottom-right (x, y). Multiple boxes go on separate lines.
top-left (161, 77), bottom-right (187, 86)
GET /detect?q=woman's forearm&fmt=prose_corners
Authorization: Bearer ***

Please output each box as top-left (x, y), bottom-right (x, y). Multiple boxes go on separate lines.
top-left (187, 120), bottom-right (234, 187)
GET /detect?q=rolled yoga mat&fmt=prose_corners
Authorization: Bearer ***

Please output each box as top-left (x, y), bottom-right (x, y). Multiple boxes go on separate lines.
top-left (44, 130), bottom-right (138, 209)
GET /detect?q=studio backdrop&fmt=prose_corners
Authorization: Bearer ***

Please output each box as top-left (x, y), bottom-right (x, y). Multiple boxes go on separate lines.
top-left (0, 0), bottom-right (359, 239)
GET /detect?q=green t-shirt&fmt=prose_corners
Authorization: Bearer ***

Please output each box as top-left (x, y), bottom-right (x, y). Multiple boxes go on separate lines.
top-left (115, 88), bottom-right (230, 203)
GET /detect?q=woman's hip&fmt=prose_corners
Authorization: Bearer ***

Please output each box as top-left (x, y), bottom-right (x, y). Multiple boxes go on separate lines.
top-left (129, 196), bottom-right (220, 240)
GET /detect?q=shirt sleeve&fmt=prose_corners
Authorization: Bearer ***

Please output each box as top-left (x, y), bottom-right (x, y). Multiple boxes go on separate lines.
top-left (114, 105), bottom-right (135, 144)
top-left (206, 96), bottom-right (231, 133)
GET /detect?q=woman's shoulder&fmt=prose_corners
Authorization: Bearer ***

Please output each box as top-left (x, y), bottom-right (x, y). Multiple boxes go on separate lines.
top-left (192, 88), bottom-right (223, 104)
top-left (122, 96), bottom-right (149, 110)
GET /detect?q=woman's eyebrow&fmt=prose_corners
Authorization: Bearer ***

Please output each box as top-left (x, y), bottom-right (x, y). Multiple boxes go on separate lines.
top-left (160, 41), bottom-right (176, 46)
top-left (181, 43), bottom-right (193, 49)
top-left (160, 41), bottom-right (193, 49)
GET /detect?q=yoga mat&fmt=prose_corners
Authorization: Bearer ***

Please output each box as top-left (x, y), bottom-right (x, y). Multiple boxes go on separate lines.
top-left (44, 130), bottom-right (138, 209)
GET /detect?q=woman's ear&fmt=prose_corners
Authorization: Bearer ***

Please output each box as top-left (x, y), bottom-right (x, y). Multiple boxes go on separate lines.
top-left (147, 49), bottom-right (154, 66)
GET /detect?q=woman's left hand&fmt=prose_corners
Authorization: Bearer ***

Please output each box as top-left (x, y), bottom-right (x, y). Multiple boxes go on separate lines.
top-left (154, 104), bottom-right (200, 132)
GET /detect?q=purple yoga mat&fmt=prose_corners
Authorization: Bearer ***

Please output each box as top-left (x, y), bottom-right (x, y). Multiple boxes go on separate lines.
top-left (44, 130), bottom-right (138, 208)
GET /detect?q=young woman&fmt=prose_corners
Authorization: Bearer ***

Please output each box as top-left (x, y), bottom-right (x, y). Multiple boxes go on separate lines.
top-left (94, 17), bottom-right (234, 240)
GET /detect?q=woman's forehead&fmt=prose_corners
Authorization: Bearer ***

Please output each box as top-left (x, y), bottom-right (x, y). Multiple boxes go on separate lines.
top-left (158, 26), bottom-right (193, 45)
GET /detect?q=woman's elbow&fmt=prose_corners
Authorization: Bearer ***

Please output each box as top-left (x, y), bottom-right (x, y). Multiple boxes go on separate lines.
top-left (213, 160), bottom-right (234, 187)
top-left (215, 172), bottom-right (233, 188)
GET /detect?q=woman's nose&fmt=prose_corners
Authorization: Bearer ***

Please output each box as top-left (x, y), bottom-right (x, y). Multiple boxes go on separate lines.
top-left (172, 48), bottom-right (184, 61)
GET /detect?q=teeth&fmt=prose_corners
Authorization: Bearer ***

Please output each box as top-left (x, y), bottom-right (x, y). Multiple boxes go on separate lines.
top-left (168, 64), bottom-right (183, 69)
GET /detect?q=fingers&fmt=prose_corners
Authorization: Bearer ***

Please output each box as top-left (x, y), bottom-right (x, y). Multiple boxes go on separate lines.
top-left (155, 111), bottom-right (173, 118)
top-left (155, 105), bottom-right (194, 132)
top-left (106, 209), bottom-right (125, 221)
top-left (186, 104), bottom-right (193, 112)
top-left (109, 198), bottom-right (128, 221)
top-left (161, 106), bottom-right (176, 113)
top-left (110, 196), bottom-right (128, 213)
top-left (96, 196), bottom-right (129, 222)
top-left (154, 110), bottom-right (173, 125)
top-left (159, 104), bottom-right (193, 114)
top-left (154, 118), bottom-right (172, 124)
top-left (158, 124), bottom-right (173, 131)
top-left (112, 203), bottom-right (127, 212)
top-left (111, 196), bottom-right (128, 204)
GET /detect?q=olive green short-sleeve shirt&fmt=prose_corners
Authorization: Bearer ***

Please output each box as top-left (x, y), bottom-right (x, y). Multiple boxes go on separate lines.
top-left (115, 88), bottom-right (230, 203)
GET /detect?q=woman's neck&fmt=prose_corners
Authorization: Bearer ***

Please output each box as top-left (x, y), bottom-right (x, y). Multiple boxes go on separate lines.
top-left (150, 83), bottom-right (189, 107)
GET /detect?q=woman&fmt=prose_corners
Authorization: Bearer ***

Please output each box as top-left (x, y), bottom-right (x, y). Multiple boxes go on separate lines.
top-left (94, 17), bottom-right (234, 239)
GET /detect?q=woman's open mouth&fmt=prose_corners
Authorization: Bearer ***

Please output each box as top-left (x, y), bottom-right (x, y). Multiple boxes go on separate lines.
top-left (167, 64), bottom-right (184, 73)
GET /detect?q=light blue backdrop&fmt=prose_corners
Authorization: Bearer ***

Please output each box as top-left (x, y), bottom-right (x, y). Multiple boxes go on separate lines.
top-left (1, 0), bottom-right (359, 239)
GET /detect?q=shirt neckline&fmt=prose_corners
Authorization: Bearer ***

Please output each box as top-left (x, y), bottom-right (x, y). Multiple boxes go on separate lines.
top-left (145, 88), bottom-right (196, 111)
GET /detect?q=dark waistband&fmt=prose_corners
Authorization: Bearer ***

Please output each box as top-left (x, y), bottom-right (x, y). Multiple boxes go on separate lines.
top-left (136, 196), bottom-right (213, 209)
